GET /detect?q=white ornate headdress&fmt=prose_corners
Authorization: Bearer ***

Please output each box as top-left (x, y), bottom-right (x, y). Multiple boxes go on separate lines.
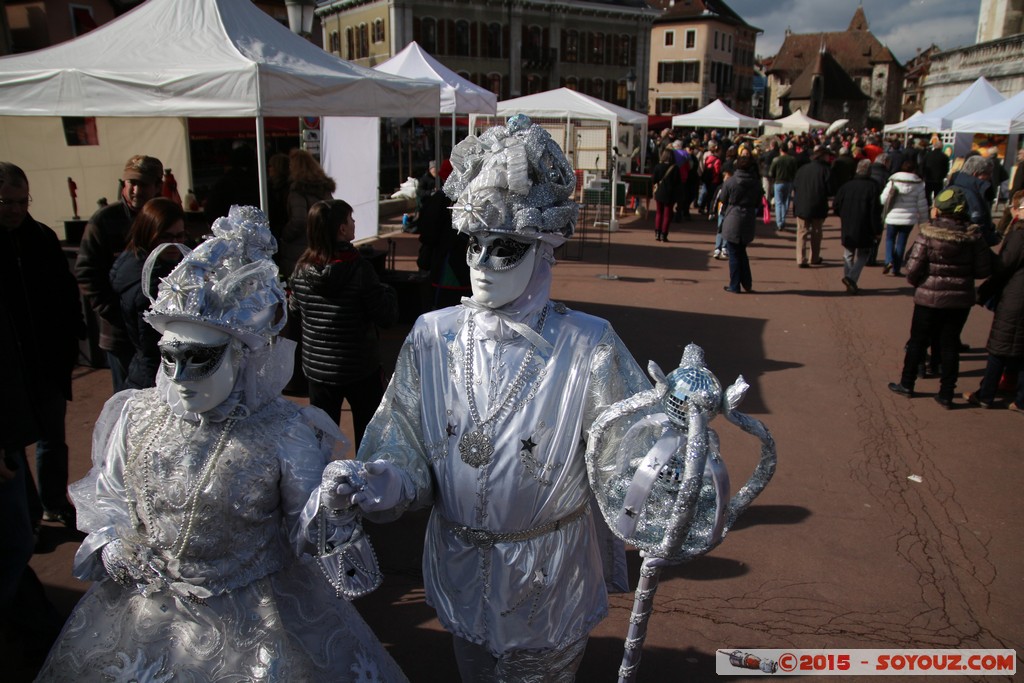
top-left (145, 205), bottom-right (286, 348)
top-left (444, 114), bottom-right (578, 246)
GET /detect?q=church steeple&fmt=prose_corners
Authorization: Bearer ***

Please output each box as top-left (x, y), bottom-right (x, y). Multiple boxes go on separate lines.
top-left (848, 5), bottom-right (869, 31)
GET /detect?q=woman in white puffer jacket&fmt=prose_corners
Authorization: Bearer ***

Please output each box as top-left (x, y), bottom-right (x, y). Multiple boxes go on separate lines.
top-left (880, 159), bottom-right (930, 276)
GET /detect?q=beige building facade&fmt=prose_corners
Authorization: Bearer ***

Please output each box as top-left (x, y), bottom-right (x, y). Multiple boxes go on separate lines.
top-left (648, 9), bottom-right (759, 116)
top-left (316, 0), bottom-right (657, 109)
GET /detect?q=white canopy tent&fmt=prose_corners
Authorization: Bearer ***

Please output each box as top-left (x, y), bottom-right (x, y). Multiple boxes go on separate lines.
top-left (375, 41), bottom-right (497, 147)
top-left (951, 89), bottom-right (1024, 134)
top-left (762, 109), bottom-right (830, 133)
top-left (0, 0), bottom-right (439, 230)
top-left (323, 42), bottom-right (497, 242)
top-left (884, 77), bottom-right (1006, 133)
top-left (671, 99), bottom-right (760, 130)
top-left (471, 88), bottom-right (648, 230)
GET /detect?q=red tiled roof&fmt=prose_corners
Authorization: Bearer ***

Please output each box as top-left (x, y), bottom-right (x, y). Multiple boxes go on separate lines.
top-left (782, 50), bottom-right (870, 102)
top-left (767, 15), bottom-right (898, 81)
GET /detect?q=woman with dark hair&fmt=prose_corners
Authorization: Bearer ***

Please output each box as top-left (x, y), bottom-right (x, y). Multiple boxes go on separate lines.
top-left (288, 200), bottom-right (398, 447)
top-left (718, 155), bottom-right (763, 293)
top-left (651, 149), bottom-right (679, 242)
top-left (109, 197), bottom-right (186, 389)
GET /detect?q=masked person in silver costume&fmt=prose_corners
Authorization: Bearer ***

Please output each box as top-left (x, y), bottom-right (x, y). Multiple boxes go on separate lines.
top-left (320, 115), bottom-right (651, 682)
top-left (37, 206), bottom-right (406, 682)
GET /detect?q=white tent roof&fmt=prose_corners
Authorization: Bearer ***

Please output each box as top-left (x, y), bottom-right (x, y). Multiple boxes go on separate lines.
top-left (672, 99), bottom-right (760, 129)
top-left (884, 77), bottom-right (1006, 133)
top-left (762, 109), bottom-right (830, 132)
top-left (0, 0), bottom-right (440, 118)
top-left (951, 89), bottom-right (1024, 134)
top-left (374, 41), bottom-right (496, 115)
top-left (489, 87), bottom-right (647, 125)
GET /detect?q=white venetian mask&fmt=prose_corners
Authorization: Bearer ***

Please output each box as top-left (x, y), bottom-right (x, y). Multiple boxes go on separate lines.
top-left (158, 322), bottom-right (237, 415)
top-left (467, 233), bottom-right (537, 309)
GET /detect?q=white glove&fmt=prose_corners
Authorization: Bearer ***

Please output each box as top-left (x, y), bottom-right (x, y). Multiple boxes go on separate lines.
top-left (351, 460), bottom-right (410, 513)
top-left (320, 460), bottom-right (365, 512)
top-left (101, 539), bottom-right (142, 587)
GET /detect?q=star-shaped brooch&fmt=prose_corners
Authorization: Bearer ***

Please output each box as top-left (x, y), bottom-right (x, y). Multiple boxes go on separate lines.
top-left (520, 436), bottom-right (537, 454)
top-left (446, 423), bottom-right (457, 438)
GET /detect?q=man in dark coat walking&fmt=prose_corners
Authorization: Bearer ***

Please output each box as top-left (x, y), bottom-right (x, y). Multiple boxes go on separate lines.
top-left (833, 159), bottom-right (882, 293)
top-left (793, 145), bottom-right (831, 267)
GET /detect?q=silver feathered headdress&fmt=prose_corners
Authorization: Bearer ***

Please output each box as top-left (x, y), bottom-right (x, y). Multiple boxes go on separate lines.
top-left (144, 205), bottom-right (287, 348)
top-left (444, 114), bottom-right (578, 246)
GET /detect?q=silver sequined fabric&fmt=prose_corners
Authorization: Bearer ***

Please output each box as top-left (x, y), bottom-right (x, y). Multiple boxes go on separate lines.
top-left (444, 115), bottom-right (579, 245)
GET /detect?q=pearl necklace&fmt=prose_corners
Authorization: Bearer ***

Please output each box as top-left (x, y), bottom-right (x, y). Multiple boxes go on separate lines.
top-left (459, 304), bottom-right (549, 468)
top-left (131, 404), bottom-right (237, 557)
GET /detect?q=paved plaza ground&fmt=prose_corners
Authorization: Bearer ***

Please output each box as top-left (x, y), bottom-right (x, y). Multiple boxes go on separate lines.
top-left (14, 207), bottom-right (1021, 682)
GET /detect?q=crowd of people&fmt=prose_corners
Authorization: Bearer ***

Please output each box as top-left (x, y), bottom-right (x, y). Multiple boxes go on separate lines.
top-left (644, 123), bottom-right (1023, 411)
top-left (2, 114), bottom-right (1023, 679)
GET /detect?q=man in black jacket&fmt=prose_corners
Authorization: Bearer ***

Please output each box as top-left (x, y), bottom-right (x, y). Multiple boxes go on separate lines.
top-left (834, 159), bottom-right (882, 293)
top-left (0, 162), bottom-right (85, 529)
top-left (921, 139), bottom-right (950, 205)
top-left (792, 145), bottom-right (831, 267)
top-left (75, 154), bottom-right (162, 392)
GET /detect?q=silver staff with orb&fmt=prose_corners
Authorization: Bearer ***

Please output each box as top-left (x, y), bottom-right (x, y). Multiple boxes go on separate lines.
top-left (586, 343), bottom-right (777, 683)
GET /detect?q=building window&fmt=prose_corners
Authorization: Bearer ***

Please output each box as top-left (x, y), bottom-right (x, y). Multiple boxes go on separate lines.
top-left (589, 32), bottom-right (604, 65)
top-left (345, 27), bottom-right (354, 60)
top-left (685, 29), bottom-right (696, 49)
top-left (487, 23), bottom-right (504, 58)
top-left (656, 97), bottom-right (699, 115)
top-left (665, 31), bottom-right (674, 47)
top-left (562, 29), bottom-right (578, 63)
top-left (617, 34), bottom-right (631, 67)
top-left (329, 31), bottom-right (341, 54)
top-left (564, 76), bottom-right (578, 91)
top-left (455, 20), bottom-right (470, 56)
top-left (421, 17), bottom-right (437, 54)
top-left (372, 18), bottom-right (385, 43)
top-left (714, 31), bottom-right (718, 49)
top-left (357, 23), bottom-right (369, 58)
top-left (524, 25), bottom-right (544, 61)
top-left (489, 73), bottom-right (504, 98)
top-left (657, 60), bottom-right (701, 83)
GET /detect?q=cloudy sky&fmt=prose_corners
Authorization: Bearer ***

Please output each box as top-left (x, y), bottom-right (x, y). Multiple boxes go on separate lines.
top-left (726, 0), bottom-right (982, 64)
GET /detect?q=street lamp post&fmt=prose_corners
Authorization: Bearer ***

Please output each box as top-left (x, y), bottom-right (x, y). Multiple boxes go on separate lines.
top-left (285, 0), bottom-right (316, 38)
top-left (626, 68), bottom-right (637, 111)
top-left (286, 0), bottom-right (319, 163)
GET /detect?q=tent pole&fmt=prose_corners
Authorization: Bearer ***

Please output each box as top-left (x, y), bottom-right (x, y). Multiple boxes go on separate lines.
top-left (435, 115), bottom-right (442, 181)
top-left (256, 115), bottom-right (269, 213)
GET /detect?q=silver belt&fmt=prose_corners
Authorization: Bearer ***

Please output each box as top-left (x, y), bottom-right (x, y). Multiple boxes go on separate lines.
top-left (442, 501), bottom-right (590, 549)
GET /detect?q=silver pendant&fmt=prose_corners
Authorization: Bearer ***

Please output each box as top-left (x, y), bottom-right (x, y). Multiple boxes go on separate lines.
top-left (459, 429), bottom-right (494, 468)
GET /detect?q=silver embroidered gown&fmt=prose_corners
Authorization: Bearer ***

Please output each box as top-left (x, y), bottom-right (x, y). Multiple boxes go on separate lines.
top-left (359, 302), bottom-right (649, 656)
top-left (35, 384), bottom-right (407, 682)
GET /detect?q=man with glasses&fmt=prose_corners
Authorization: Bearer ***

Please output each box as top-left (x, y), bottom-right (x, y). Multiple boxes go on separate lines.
top-left (0, 162), bottom-right (84, 535)
top-left (75, 154), bottom-right (163, 393)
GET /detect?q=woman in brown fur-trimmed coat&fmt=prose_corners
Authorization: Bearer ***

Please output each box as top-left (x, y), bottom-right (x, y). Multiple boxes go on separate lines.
top-left (888, 187), bottom-right (993, 408)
